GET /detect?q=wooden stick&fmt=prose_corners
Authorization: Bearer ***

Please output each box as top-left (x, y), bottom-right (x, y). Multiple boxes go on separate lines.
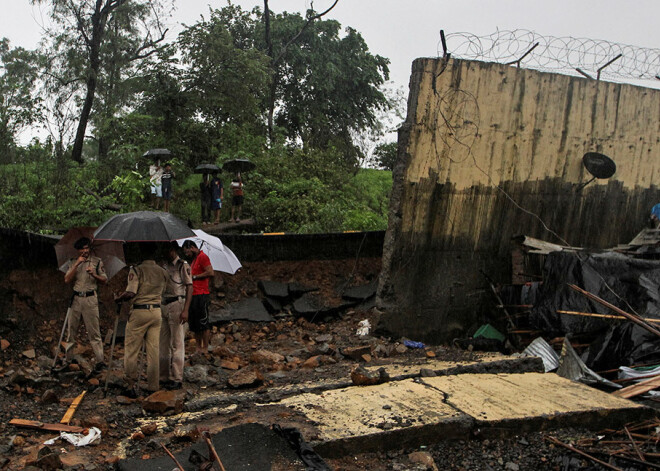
top-left (612, 375), bottom-right (660, 399)
top-left (544, 436), bottom-right (624, 471)
top-left (567, 285), bottom-right (660, 338)
top-left (160, 443), bottom-right (185, 471)
top-left (203, 431), bottom-right (226, 471)
top-left (624, 426), bottom-right (646, 463)
top-left (61, 390), bottom-right (86, 425)
top-left (9, 419), bottom-right (85, 433)
top-left (557, 310), bottom-right (660, 325)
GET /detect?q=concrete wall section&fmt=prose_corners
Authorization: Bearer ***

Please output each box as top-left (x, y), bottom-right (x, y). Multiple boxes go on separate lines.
top-left (378, 58), bottom-right (660, 343)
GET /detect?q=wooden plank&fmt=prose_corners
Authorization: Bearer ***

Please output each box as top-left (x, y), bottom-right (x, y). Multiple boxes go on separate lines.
top-left (612, 375), bottom-right (660, 399)
top-left (568, 285), bottom-right (660, 338)
top-left (10, 419), bottom-right (86, 433)
top-left (558, 310), bottom-right (660, 325)
top-left (61, 390), bottom-right (86, 425)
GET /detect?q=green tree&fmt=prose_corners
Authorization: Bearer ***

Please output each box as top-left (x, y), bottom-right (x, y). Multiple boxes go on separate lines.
top-left (0, 39), bottom-right (43, 162)
top-left (31, 0), bottom-right (171, 163)
top-left (176, 9), bottom-right (270, 137)
top-left (372, 141), bottom-right (398, 171)
top-left (206, 4), bottom-right (390, 164)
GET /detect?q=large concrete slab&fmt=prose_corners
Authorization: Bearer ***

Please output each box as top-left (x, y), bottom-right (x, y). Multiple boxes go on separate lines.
top-left (362, 353), bottom-right (543, 379)
top-left (278, 378), bottom-right (471, 456)
top-left (279, 373), bottom-right (651, 457)
top-left (424, 373), bottom-right (649, 435)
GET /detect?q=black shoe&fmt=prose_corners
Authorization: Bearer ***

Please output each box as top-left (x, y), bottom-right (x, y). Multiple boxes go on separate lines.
top-left (166, 381), bottom-right (182, 390)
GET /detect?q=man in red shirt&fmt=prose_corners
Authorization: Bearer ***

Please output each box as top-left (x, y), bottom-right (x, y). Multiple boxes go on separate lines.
top-left (182, 240), bottom-right (214, 354)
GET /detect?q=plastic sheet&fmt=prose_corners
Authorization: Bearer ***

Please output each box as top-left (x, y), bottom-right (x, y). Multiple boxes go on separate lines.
top-left (529, 251), bottom-right (660, 370)
top-left (356, 319), bottom-right (371, 336)
top-left (44, 427), bottom-right (101, 447)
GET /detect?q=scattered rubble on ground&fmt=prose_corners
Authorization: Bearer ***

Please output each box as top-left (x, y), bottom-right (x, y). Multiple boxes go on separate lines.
top-left (0, 255), bottom-right (659, 469)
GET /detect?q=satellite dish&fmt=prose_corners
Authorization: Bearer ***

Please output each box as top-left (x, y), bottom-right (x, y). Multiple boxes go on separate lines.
top-left (577, 152), bottom-right (616, 191)
top-left (583, 152), bottom-right (616, 179)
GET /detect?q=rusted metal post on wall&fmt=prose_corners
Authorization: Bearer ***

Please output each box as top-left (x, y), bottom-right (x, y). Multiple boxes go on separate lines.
top-left (506, 42), bottom-right (539, 68)
top-left (597, 54), bottom-right (622, 81)
top-left (576, 68), bottom-right (594, 80)
top-left (440, 29), bottom-right (450, 60)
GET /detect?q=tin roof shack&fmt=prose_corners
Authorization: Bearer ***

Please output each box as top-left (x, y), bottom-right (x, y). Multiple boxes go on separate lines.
top-left (378, 57), bottom-right (660, 344)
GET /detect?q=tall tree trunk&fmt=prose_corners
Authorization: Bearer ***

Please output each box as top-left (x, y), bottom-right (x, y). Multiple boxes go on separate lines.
top-left (264, 0), bottom-right (275, 144)
top-left (70, 2), bottom-right (105, 164)
top-left (71, 69), bottom-right (98, 164)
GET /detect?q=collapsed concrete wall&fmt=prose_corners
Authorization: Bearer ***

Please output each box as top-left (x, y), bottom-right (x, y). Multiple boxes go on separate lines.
top-left (378, 58), bottom-right (660, 343)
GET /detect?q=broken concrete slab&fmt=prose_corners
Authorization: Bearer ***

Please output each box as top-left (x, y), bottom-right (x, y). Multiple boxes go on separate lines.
top-left (280, 373), bottom-right (650, 457)
top-left (209, 297), bottom-right (274, 323)
top-left (292, 293), bottom-right (357, 320)
top-left (341, 280), bottom-right (377, 301)
top-left (280, 378), bottom-right (471, 457)
top-left (118, 423), bottom-right (305, 471)
top-left (257, 280), bottom-right (290, 299)
top-left (185, 354), bottom-right (545, 412)
top-left (361, 354), bottom-right (544, 381)
top-left (262, 296), bottom-right (282, 314)
top-left (423, 373), bottom-right (650, 435)
top-left (288, 282), bottom-right (318, 297)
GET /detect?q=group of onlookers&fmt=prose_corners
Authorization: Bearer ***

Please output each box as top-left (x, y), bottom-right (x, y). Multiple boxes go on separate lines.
top-left (149, 162), bottom-right (244, 224)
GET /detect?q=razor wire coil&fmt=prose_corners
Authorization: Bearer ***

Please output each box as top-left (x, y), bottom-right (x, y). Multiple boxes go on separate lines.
top-left (442, 29), bottom-right (660, 83)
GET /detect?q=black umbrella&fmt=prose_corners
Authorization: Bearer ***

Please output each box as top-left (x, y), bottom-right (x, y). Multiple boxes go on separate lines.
top-left (93, 211), bottom-right (195, 242)
top-left (222, 159), bottom-right (255, 174)
top-left (143, 148), bottom-right (172, 158)
top-left (194, 163), bottom-right (220, 174)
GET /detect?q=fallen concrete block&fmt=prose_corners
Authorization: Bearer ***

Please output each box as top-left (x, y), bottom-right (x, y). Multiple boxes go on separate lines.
top-left (342, 280), bottom-right (377, 301)
top-left (209, 297), bottom-right (274, 323)
top-left (257, 280), bottom-right (289, 299)
top-left (228, 367), bottom-right (264, 389)
top-left (142, 389), bottom-right (185, 414)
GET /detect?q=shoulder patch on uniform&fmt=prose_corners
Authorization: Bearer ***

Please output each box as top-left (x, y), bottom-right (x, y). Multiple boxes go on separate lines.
top-left (129, 273), bottom-right (134, 281)
top-left (186, 267), bottom-right (191, 275)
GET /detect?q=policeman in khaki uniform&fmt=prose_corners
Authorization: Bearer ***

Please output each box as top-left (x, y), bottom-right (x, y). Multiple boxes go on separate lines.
top-left (63, 237), bottom-right (107, 368)
top-left (115, 243), bottom-right (168, 395)
top-left (159, 242), bottom-right (192, 390)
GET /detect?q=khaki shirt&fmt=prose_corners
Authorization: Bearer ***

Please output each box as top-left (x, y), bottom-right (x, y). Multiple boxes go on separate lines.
top-left (66, 256), bottom-right (106, 292)
top-left (163, 256), bottom-right (192, 298)
top-left (126, 260), bottom-right (168, 305)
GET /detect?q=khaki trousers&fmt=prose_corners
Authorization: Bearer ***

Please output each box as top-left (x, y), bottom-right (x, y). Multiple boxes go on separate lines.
top-left (159, 299), bottom-right (186, 383)
top-left (65, 296), bottom-right (104, 363)
top-left (124, 307), bottom-right (161, 392)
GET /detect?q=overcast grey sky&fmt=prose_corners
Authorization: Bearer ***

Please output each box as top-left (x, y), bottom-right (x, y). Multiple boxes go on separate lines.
top-left (3, 0), bottom-right (660, 92)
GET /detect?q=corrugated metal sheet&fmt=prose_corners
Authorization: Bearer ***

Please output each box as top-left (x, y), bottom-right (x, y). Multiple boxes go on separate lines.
top-left (522, 337), bottom-right (559, 372)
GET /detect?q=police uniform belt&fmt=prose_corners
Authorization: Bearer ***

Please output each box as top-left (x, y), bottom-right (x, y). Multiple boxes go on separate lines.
top-left (133, 304), bottom-right (161, 310)
top-left (74, 290), bottom-right (96, 297)
top-left (164, 296), bottom-right (185, 305)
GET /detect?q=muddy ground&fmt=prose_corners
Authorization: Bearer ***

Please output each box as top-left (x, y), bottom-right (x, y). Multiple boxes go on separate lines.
top-left (0, 257), bottom-right (657, 470)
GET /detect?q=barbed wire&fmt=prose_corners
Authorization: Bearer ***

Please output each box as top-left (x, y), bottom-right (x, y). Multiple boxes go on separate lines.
top-left (442, 29), bottom-right (660, 83)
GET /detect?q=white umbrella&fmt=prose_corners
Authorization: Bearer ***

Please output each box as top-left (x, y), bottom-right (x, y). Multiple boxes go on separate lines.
top-left (178, 229), bottom-right (242, 274)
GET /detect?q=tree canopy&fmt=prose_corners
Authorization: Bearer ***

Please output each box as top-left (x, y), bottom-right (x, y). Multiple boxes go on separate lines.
top-left (0, 1), bottom-right (398, 234)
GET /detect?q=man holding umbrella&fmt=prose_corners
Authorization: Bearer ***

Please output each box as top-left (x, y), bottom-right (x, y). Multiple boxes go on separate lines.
top-left (63, 237), bottom-right (107, 369)
top-left (182, 240), bottom-right (213, 355)
top-left (114, 242), bottom-right (168, 395)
